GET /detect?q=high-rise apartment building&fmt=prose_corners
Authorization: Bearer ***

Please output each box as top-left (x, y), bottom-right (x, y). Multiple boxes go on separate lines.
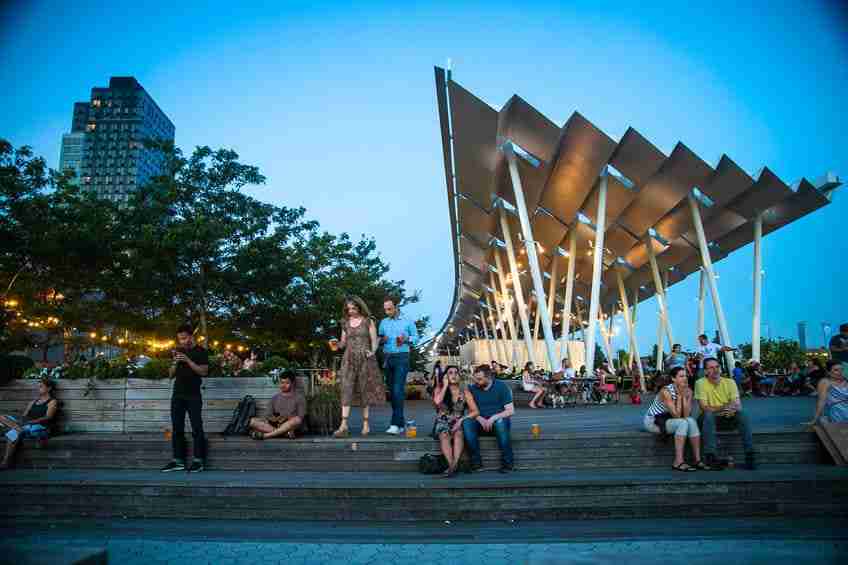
top-left (60, 77), bottom-right (175, 202)
top-left (58, 132), bottom-right (87, 185)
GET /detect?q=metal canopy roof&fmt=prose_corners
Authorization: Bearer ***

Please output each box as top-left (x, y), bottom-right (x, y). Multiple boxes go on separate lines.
top-left (430, 67), bottom-right (840, 352)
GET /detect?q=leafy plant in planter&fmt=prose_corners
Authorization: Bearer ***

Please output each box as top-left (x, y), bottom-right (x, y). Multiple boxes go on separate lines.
top-left (306, 384), bottom-right (342, 436)
top-left (135, 358), bottom-right (173, 380)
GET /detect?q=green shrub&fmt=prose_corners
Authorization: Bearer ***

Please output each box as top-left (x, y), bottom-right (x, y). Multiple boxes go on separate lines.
top-left (136, 358), bottom-right (172, 380)
top-left (306, 384), bottom-right (342, 436)
top-left (259, 356), bottom-right (291, 374)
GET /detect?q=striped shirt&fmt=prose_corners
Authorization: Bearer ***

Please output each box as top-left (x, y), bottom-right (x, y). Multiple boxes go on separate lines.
top-left (646, 384), bottom-right (678, 417)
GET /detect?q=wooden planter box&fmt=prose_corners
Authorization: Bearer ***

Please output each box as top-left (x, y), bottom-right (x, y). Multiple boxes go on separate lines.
top-left (0, 376), bottom-right (309, 434)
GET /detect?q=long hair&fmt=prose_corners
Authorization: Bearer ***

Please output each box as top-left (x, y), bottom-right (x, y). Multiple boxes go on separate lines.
top-left (341, 295), bottom-right (373, 323)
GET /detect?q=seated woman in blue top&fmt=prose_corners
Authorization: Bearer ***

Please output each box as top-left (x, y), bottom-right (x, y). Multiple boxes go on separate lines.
top-left (462, 364), bottom-right (515, 473)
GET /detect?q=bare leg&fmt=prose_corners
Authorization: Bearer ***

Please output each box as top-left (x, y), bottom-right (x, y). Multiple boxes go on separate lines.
top-left (361, 406), bottom-right (370, 436)
top-left (263, 418), bottom-right (301, 439)
top-left (451, 430), bottom-right (464, 469)
top-left (439, 432), bottom-right (452, 464)
top-left (249, 418), bottom-right (275, 434)
top-left (334, 405), bottom-right (351, 436)
top-left (673, 434), bottom-right (686, 467)
top-left (690, 435), bottom-right (702, 462)
top-left (1, 439), bottom-right (19, 468)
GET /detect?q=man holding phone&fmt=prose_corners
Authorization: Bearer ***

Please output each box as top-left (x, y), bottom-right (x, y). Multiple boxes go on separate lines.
top-left (161, 323), bottom-right (209, 473)
top-left (378, 297), bottom-right (419, 435)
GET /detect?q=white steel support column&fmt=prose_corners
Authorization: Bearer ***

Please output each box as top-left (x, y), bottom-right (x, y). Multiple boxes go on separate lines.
top-left (697, 268), bottom-right (706, 339)
top-left (598, 307), bottom-right (615, 369)
top-left (504, 144), bottom-right (559, 371)
top-left (616, 271), bottom-right (646, 392)
top-left (585, 170), bottom-right (609, 376)
top-left (493, 252), bottom-right (522, 367)
top-left (484, 292), bottom-right (507, 365)
top-left (497, 209), bottom-right (537, 367)
top-left (656, 315), bottom-right (664, 373)
top-left (688, 193), bottom-right (735, 370)
top-left (752, 212), bottom-right (763, 363)
top-left (646, 236), bottom-right (674, 350)
top-left (561, 231), bottom-right (578, 358)
top-left (540, 256), bottom-right (560, 368)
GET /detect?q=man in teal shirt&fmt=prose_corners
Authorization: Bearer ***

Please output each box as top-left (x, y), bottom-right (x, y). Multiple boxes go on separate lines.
top-left (378, 297), bottom-right (419, 434)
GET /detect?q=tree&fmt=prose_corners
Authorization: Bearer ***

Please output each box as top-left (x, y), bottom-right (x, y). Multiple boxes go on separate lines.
top-left (740, 338), bottom-right (805, 371)
top-left (1, 139), bottom-right (427, 368)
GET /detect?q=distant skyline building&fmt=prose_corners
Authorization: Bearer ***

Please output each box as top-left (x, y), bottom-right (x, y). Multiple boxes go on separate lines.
top-left (58, 132), bottom-right (86, 185)
top-left (59, 76), bottom-right (175, 202)
top-left (797, 321), bottom-right (807, 351)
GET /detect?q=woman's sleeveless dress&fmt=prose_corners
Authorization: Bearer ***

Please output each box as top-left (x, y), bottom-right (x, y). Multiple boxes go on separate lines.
top-left (434, 387), bottom-right (467, 435)
top-left (338, 318), bottom-right (385, 407)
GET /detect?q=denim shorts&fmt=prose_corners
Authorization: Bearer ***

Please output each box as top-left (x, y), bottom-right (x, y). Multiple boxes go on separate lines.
top-left (3, 416), bottom-right (49, 442)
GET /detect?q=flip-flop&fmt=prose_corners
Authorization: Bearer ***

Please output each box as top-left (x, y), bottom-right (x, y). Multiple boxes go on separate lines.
top-left (672, 462), bottom-right (696, 472)
top-left (693, 460), bottom-right (712, 471)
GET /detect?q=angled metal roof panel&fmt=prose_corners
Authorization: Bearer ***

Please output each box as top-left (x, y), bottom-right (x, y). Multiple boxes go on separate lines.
top-left (458, 197), bottom-right (495, 245)
top-left (448, 81), bottom-right (499, 210)
top-left (608, 127), bottom-right (666, 188)
top-left (539, 112), bottom-right (616, 226)
top-left (618, 142), bottom-right (714, 237)
top-left (727, 167), bottom-right (793, 219)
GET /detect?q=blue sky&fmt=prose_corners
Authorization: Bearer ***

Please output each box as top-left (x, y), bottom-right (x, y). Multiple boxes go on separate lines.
top-left (1, 0), bottom-right (846, 353)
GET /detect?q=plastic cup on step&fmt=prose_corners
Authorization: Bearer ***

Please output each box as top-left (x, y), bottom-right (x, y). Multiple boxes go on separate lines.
top-left (164, 428), bottom-right (172, 441)
top-left (531, 423), bottom-right (541, 439)
top-left (406, 420), bottom-right (417, 438)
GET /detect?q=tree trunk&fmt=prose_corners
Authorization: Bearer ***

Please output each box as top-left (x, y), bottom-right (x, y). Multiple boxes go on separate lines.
top-left (198, 264), bottom-right (208, 348)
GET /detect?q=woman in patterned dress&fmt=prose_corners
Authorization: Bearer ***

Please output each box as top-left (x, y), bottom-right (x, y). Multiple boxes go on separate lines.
top-left (333, 296), bottom-right (384, 438)
top-left (432, 365), bottom-right (479, 477)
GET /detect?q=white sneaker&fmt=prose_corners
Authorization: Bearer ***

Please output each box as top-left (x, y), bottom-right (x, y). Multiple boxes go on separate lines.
top-left (385, 425), bottom-right (402, 435)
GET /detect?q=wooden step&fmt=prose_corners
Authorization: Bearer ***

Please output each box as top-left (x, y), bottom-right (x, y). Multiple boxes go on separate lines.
top-left (13, 431), bottom-right (823, 472)
top-left (1, 466), bottom-right (845, 522)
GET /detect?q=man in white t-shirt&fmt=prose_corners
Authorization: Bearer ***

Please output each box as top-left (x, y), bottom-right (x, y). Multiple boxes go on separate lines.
top-left (695, 334), bottom-right (735, 375)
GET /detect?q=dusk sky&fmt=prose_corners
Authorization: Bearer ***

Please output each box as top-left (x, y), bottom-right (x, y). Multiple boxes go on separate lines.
top-left (2, 0), bottom-right (846, 354)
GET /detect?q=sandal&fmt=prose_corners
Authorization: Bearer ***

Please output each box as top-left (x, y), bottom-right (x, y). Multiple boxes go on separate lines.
top-left (672, 462), bottom-right (696, 472)
top-left (285, 431), bottom-right (296, 439)
top-left (333, 419), bottom-right (350, 438)
top-left (361, 418), bottom-right (370, 437)
top-left (693, 460), bottom-right (712, 471)
top-left (250, 431), bottom-right (264, 440)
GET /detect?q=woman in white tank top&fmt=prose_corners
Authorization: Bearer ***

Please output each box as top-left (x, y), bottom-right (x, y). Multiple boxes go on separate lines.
top-left (643, 366), bottom-right (710, 471)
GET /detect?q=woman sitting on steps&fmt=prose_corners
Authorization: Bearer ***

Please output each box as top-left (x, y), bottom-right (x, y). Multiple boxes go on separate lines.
top-left (643, 366), bottom-right (710, 471)
top-left (432, 365), bottom-right (479, 477)
top-left (0, 377), bottom-right (59, 470)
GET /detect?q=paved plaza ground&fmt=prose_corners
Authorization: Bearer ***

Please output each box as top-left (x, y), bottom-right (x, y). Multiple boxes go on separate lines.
top-left (2, 517), bottom-right (846, 564)
top-left (351, 393), bottom-right (816, 434)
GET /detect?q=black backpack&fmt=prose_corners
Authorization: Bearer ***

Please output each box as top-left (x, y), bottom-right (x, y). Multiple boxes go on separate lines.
top-left (418, 453), bottom-right (449, 474)
top-left (223, 395), bottom-right (256, 436)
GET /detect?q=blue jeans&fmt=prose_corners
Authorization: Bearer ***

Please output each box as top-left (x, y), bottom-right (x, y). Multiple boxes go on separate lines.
top-left (701, 410), bottom-right (754, 455)
top-left (462, 417), bottom-right (514, 467)
top-left (384, 353), bottom-right (409, 428)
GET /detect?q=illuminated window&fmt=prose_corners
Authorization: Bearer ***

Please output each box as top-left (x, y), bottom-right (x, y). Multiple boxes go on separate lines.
top-left (86, 123), bottom-right (96, 132)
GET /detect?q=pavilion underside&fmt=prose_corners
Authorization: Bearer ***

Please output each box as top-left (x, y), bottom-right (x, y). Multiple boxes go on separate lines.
top-left (427, 66), bottom-right (840, 381)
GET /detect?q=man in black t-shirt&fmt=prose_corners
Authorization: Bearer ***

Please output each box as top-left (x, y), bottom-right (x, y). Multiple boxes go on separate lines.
top-left (161, 324), bottom-right (209, 473)
top-left (829, 324), bottom-right (848, 366)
